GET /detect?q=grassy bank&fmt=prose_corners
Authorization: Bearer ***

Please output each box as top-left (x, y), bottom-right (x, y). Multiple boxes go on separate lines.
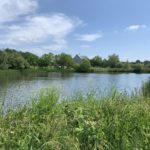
top-left (33, 66), bottom-right (150, 73)
top-left (1, 66), bottom-right (150, 74)
top-left (91, 67), bottom-right (150, 73)
top-left (0, 88), bottom-right (150, 149)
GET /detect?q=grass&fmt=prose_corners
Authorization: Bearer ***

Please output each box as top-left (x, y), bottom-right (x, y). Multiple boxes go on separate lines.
top-left (91, 67), bottom-right (134, 73)
top-left (0, 87), bottom-right (150, 150)
top-left (91, 67), bottom-right (150, 73)
top-left (142, 78), bottom-right (150, 98)
top-left (1, 66), bottom-right (150, 74)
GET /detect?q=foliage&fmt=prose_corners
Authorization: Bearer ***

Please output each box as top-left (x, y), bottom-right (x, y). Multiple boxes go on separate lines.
top-left (142, 79), bottom-right (150, 97)
top-left (0, 48), bottom-right (150, 72)
top-left (77, 58), bottom-right (91, 72)
top-left (0, 50), bottom-right (29, 69)
top-left (144, 61), bottom-right (150, 68)
top-left (102, 59), bottom-right (108, 67)
top-left (108, 54), bottom-right (120, 68)
top-left (133, 64), bottom-right (144, 73)
top-left (21, 52), bottom-right (39, 66)
top-left (0, 89), bottom-right (150, 149)
top-left (55, 53), bottom-right (75, 68)
top-left (90, 55), bottom-right (103, 67)
top-left (38, 53), bottom-right (54, 67)
top-left (123, 61), bottom-right (131, 69)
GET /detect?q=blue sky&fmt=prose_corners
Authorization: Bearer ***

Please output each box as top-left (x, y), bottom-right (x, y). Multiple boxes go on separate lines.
top-left (0, 0), bottom-right (150, 61)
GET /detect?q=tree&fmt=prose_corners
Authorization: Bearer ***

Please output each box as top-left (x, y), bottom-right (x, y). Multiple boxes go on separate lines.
top-left (144, 60), bottom-right (150, 68)
top-left (55, 53), bottom-right (74, 68)
top-left (102, 59), bottom-right (108, 67)
top-left (21, 52), bottom-right (39, 66)
top-left (123, 61), bottom-right (131, 69)
top-left (38, 53), bottom-right (54, 67)
top-left (0, 51), bottom-right (9, 69)
top-left (0, 51), bottom-right (29, 69)
top-left (90, 56), bottom-right (103, 67)
top-left (8, 53), bottom-right (29, 69)
top-left (136, 60), bottom-right (141, 64)
top-left (133, 64), bottom-right (144, 73)
top-left (77, 59), bottom-right (91, 72)
top-left (108, 54), bottom-right (120, 68)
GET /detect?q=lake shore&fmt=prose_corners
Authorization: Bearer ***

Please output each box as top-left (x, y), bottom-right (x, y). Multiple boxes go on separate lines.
top-left (27, 67), bottom-right (150, 73)
top-left (1, 67), bottom-right (150, 75)
top-left (0, 88), bottom-right (150, 149)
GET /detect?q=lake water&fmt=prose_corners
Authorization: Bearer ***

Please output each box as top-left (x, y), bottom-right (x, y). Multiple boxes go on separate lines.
top-left (0, 71), bottom-right (150, 110)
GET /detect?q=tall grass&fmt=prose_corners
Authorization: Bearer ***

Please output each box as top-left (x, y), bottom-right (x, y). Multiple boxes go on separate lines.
top-left (142, 78), bottom-right (150, 98)
top-left (0, 89), bottom-right (150, 149)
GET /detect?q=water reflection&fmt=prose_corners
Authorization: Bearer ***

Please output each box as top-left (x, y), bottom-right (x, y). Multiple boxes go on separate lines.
top-left (0, 71), bottom-right (150, 111)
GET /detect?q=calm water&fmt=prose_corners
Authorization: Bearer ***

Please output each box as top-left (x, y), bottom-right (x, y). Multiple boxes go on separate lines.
top-left (0, 71), bottom-right (150, 110)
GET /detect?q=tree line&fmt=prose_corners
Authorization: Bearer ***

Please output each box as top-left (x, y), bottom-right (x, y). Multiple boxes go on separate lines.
top-left (0, 48), bottom-right (150, 72)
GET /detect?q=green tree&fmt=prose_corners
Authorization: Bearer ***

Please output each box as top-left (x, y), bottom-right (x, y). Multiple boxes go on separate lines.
top-left (38, 53), bottom-right (54, 67)
top-left (0, 51), bottom-right (9, 69)
top-left (0, 50), bottom-right (29, 69)
top-left (123, 61), bottom-right (131, 69)
top-left (90, 56), bottom-right (103, 67)
top-left (144, 61), bottom-right (150, 68)
top-left (55, 53), bottom-right (74, 68)
top-left (133, 64), bottom-right (144, 73)
top-left (77, 59), bottom-right (91, 72)
top-left (136, 60), bottom-right (141, 64)
top-left (8, 53), bottom-right (29, 69)
top-left (102, 59), bottom-right (108, 67)
top-left (108, 54), bottom-right (120, 68)
top-left (21, 52), bottom-right (39, 66)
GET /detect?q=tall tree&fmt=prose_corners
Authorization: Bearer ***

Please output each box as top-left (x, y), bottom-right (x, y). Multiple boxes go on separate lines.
top-left (21, 52), bottom-right (39, 66)
top-left (108, 54), bottom-right (120, 68)
top-left (38, 53), bottom-right (54, 67)
top-left (55, 53), bottom-right (74, 68)
top-left (90, 56), bottom-right (103, 67)
top-left (77, 59), bottom-right (91, 72)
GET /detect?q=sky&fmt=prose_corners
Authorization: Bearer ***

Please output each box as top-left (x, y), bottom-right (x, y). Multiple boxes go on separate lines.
top-left (0, 0), bottom-right (150, 61)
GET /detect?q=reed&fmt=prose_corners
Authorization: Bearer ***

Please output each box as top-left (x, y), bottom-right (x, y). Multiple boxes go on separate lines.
top-left (142, 78), bottom-right (150, 98)
top-left (0, 89), bottom-right (150, 149)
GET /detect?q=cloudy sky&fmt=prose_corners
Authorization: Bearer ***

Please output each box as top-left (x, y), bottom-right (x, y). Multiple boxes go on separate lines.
top-left (0, 0), bottom-right (150, 60)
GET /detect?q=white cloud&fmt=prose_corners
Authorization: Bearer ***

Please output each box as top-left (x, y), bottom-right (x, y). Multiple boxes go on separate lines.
top-left (0, 0), bottom-right (83, 52)
top-left (0, 13), bottom-right (82, 51)
top-left (125, 24), bottom-right (146, 31)
top-left (77, 33), bottom-right (102, 42)
top-left (0, 0), bottom-right (38, 23)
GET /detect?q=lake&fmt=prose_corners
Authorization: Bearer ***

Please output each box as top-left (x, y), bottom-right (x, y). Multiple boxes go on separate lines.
top-left (0, 71), bottom-right (150, 111)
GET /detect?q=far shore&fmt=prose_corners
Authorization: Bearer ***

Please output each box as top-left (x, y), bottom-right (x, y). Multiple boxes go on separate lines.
top-left (1, 67), bottom-right (150, 74)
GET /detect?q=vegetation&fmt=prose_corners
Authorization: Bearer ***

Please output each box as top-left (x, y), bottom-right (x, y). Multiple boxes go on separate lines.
top-left (142, 78), bottom-right (150, 97)
top-left (1, 49), bottom-right (150, 149)
top-left (55, 53), bottom-right (75, 69)
top-left (107, 54), bottom-right (120, 68)
top-left (0, 87), bottom-right (150, 149)
top-left (77, 58), bottom-right (91, 72)
top-left (90, 55), bottom-right (103, 67)
top-left (0, 49), bottom-right (29, 69)
top-left (38, 53), bottom-right (54, 67)
top-left (0, 48), bottom-right (150, 73)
